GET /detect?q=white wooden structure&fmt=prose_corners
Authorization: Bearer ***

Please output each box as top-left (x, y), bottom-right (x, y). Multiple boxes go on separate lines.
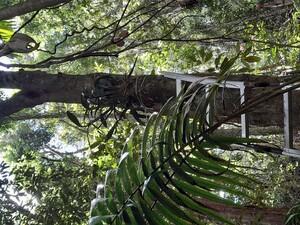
top-left (161, 71), bottom-right (300, 158)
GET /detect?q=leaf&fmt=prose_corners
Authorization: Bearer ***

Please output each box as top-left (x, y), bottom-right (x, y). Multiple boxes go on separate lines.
top-left (81, 93), bottom-right (90, 109)
top-left (115, 178), bottom-right (125, 203)
top-left (241, 58), bottom-right (250, 68)
top-left (118, 152), bottom-right (129, 167)
top-left (130, 206), bottom-right (145, 224)
top-left (193, 176), bottom-right (251, 198)
top-left (142, 174), bottom-right (155, 195)
top-left (219, 57), bottom-right (229, 70)
top-left (173, 178), bottom-right (238, 206)
top-left (88, 215), bottom-right (115, 225)
top-left (173, 191), bottom-right (235, 225)
top-left (47, 167), bottom-right (52, 175)
top-left (202, 135), bottom-right (265, 151)
top-left (200, 48), bottom-right (205, 59)
top-left (286, 213), bottom-right (300, 224)
top-left (151, 98), bottom-right (174, 146)
top-left (156, 203), bottom-right (194, 225)
top-left (131, 109), bottom-right (145, 125)
top-left (148, 185), bottom-right (196, 224)
top-left (169, 157), bottom-right (195, 184)
top-left (139, 197), bottom-right (160, 225)
top-left (187, 154), bottom-right (258, 185)
top-left (141, 158), bottom-right (150, 177)
top-left (104, 169), bottom-right (117, 194)
top-left (214, 54), bottom-right (222, 68)
top-left (204, 52), bottom-right (213, 62)
top-left (122, 210), bottom-right (131, 224)
top-left (90, 197), bottom-right (109, 217)
top-left (150, 69), bottom-right (155, 75)
top-left (141, 113), bottom-right (157, 157)
top-left (206, 67), bottom-right (215, 72)
top-left (105, 122), bottom-right (118, 141)
top-left (203, 135), bottom-right (231, 150)
top-left (220, 57), bottom-right (236, 75)
top-left (90, 140), bottom-right (101, 149)
top-left (243, 56), bottom-right (261, 63)
top-left (117, 153), bottom-right (133, 195)
top-left (106, 196), bottom-right (118, 214)
top-left (67, 111), bottom-right (83, 127)
top-left (87, 57), bottom-right (263, 225)
top-left (0, 21), bottom-right (14, 41)
top-left (237, 67), bottom-right (253, 73)
top-left (126, 155), bottom-right (140, 186)
top-left (242, 46), bottom-right (252, 56)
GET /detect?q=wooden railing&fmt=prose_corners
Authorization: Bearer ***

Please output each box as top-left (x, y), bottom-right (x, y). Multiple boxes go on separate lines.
top-left (161, 71), bottom-right (300, 158)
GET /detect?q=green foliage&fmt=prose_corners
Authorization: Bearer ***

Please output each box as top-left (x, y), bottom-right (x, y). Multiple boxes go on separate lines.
top-left (88, 55), bottom-right (271, 224)
top-left (0, 161), bottom-right (16, 225)
top-left (11, 154), bottom-right (94, 225)
top-left (2, 1), bottom-right (300, 224)
top-left (67, 71), bottom-right (148, 142)
top-left (90, 120), bottom-right (142, 178)
top-left (2, 121), bottom-right (54, 162)
top-left (256, 157), bottom-right (300, 208)
top-left (87, 49), bottom-right (300, 224)
top-left (286, 200), bottom-right (300, 225)
top-left (0, 20), bottom-right (13, 41)
top-left (0, 118), bottom-right (141, 224)
top-left (1, 0), bottom-right (293, 74)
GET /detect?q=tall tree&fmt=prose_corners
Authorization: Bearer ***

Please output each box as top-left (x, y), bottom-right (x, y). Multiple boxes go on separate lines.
top-left (1, 70), bottom-right (300, 130)
top-left (0, 71), bottom-right (174, 120)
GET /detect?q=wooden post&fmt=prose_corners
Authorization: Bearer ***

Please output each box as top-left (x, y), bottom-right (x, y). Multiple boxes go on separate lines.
top-left (240, 86), bottom-right (249, 138)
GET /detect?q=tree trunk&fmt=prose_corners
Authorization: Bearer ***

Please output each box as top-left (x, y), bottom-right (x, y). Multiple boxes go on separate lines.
top-left (1, 70), bottom-right (300, 131)
top-left (198, 199), bottom-right (287, 225)
top-left (0, 0), bottom-right (71, 20)
top-left (0, 71), bottom-right (175, 121)
top-left (0, 71), bottom-right (94, 119)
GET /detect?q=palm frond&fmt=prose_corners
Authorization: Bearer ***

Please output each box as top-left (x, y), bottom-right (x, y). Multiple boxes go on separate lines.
top-left (88, 69), bottom-right (266, 224)
top-left (0, 20), bottom-right (14, 41)
top-left (89, 53), bottom-right (300, 224)
top-left (286, 200), bottom-right (300, 225)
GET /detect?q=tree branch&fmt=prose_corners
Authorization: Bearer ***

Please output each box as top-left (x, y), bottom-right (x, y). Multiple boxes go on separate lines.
top-left (0, 0), bottom-right (71, 20)
top-left (0, 191), bottom-right (38, 221)
top-left (0, 91), bottom-right (45, 120)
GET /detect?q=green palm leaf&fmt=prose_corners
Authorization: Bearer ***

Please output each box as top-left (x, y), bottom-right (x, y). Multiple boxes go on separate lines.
top-left (89, 53), bottom-right (300, 224)
top-left (0, 21), bottom-right (13, 41)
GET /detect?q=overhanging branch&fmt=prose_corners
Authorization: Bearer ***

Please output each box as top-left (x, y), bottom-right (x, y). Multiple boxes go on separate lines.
top-left (0, 91), bottom-right (45, 120)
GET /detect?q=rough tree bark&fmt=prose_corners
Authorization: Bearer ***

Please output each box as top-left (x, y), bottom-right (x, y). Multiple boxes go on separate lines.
top-left (1, 70), bottom-right (300, 130)
top-left (0, 0), bottom-right (71, 21)
top-left (0, 71), bottom-right (175, 120)
top-left (198, 199), bottom-right (287, 225)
